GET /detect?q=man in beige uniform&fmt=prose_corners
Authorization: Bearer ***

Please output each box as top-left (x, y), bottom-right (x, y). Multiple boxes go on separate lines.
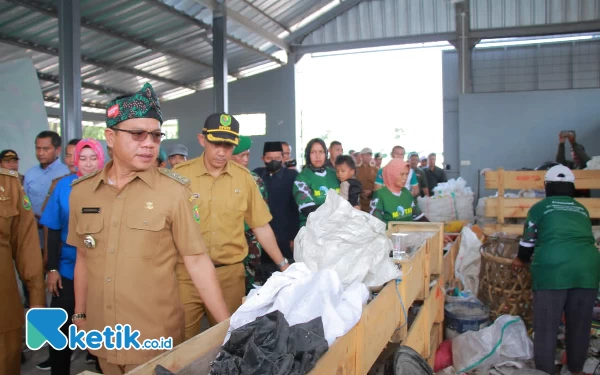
top-left (0, 168), bottom-right (46, 374)
top-left (175, 113), bottom-right (290, 340)
top-left (67, 83), bottom-right (230, 375)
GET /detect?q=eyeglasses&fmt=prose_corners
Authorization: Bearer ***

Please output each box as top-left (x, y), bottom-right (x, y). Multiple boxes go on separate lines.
top-left (112, 128), bottom-right (165, 143)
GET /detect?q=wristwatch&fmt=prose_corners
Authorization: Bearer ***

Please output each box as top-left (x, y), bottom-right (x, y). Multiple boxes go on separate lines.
top-left (72, 313), bottom-right (86, 321)
top-left (277, 258), bottom-right (289, 270)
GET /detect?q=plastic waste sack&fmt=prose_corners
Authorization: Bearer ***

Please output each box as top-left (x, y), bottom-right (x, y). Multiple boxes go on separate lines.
top-left (585, 156), bottom-right (600, 170)
top-left (211, 311), bottom-right (328, 375)
top-left (417, 178), bottom-right (475, 223)
top-left (454, 226), bottom-right (483, 296)
top-left (294, 190), bottom-right (401, 288)
top-left (452, 315), bottom-right (534, 374)
top-left (225, 263), bottom-right (369, 346)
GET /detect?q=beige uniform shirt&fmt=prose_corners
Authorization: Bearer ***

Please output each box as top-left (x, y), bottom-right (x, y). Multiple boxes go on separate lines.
top-left (66, 162), bottom-right (207, 364)
top-left (0, 168), bottom-right (45, 333)
top-left (174, 155), bottom-right (272, 267)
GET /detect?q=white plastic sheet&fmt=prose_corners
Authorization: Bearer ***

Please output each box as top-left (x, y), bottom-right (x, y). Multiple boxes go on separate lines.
top-left (454, 226), bottom-right (483, 297)
top-left (585, 156), bottom-right (600, 170)
top-left (452, 315), bottom-right (534, 374)
top-left (294, 190), bottom-right (401, 288)
top-left (224, 263), bottom-right (369, 346)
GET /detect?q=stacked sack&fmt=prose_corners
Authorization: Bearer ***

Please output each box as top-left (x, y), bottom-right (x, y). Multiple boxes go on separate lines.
top-left (417, 178), bottom-right (475, 223)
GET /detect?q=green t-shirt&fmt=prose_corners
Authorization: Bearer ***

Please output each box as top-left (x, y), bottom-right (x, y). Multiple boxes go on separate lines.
top-left (370, 186), bottom-right (424, 226)
top-left (520, 196), bottom-right (600, 290)
top-left (293, 167), bottom-right (340, 227)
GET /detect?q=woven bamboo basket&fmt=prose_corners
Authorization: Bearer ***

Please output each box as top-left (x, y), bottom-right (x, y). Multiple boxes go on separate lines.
top-left (477, 235), bottom-right (533, 327)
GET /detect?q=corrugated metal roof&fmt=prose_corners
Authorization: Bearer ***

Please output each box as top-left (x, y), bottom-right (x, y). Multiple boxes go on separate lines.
top-left (0, 0), bottom-right (327, 110)
top-left (302, 0), bottom-right (456, 46)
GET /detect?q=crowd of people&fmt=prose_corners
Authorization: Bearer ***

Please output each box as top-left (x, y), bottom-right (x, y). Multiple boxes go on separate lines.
top-left (1, 82), bottom-right (597, 375)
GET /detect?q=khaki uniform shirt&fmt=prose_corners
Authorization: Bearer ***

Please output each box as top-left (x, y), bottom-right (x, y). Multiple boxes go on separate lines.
top-left (174, 155), bottom-right (272, 268)
top-left (356, 164), bottom-right (379, 212)
top-left (66, 162), bottom-right (207, 364)
top-left (0, 168), bottom-right (45, 333)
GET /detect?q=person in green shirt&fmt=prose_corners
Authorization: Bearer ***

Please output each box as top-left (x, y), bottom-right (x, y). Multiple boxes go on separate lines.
top-left (231, 136), bottom-right (267, 293)
top-left (293, 138), bottom-right (340, 227)
top-left (370, 159), bottom-right (429, 227)
top-left (513, 165), bottom-right (600, 375)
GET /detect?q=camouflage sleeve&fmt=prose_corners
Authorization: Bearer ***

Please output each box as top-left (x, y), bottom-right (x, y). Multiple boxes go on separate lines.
top-left (250, 172), bottom-right (268, 204)
top-left (370, 191), bottom-right (383, 220)
top-left (293, 173), bottom-right (316, 212)
top-left (411, 197), bottom-right (424, 220)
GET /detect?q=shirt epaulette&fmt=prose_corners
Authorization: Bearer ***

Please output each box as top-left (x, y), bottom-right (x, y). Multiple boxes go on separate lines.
top-left (158, 168), bottom-right (190, 185)
top-left (71, 170), bottom-right (101, 186)
top-left (52, 173), bottom-right (72, 183)
top-left (0, 168), bottom-right (19, 178)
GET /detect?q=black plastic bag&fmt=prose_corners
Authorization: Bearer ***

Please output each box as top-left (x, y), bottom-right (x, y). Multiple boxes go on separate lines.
top-left (210, 310), bottom-right (328, 375)
top-left (393, 345), bottom-right (435, 375)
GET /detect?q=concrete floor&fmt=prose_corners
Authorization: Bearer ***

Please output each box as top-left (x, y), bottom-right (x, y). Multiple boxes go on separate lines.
top-left (21, 347), bottom-right (100, 375)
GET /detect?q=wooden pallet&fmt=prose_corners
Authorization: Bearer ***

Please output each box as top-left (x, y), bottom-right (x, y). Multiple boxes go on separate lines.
top-left (82, 223), bottom-right (453, 375)
top-left (483, 168), bottom-right (600, 235)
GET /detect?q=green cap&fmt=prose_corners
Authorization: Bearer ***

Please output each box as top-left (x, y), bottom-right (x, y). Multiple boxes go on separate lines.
top-left (158, 146), bottom-right (168, 162)
top-left (233, 136), bottom-right (252, 155)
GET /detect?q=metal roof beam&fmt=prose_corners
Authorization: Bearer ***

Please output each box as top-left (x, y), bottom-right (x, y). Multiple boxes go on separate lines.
top-left (470, 20), bottom-right (600, 40)
top-left (191, 0), bottom-right (289, 52)
top-left (37, 72), bottom-right (129, 96)
top-left (43, 95), bottom-right (107, 110)
top-left (240, 0), bottom-right (291, 33)
top-left (292, 33), bottom-right (456, 57)
top-left (6, 0), bottom-right (214, 70)
top-left (144, 0), bottom-right (285, 65)
top-left (0, 33), bottom-right (197, 90)
top-left (286, 0), bottom-right (365, 45)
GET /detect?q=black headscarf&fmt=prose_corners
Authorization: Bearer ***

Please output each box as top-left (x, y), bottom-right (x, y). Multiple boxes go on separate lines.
top-left (545, 181), bottom-right (575, 197)
top-left (304, 138), bottom-right (328, 173)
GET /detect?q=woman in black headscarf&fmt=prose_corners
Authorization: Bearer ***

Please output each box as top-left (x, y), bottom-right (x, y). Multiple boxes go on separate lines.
top-left (292, 138), bottom-right (340, 227)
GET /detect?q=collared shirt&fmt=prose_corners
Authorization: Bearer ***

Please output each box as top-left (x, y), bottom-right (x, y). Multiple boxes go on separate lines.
top-left (39, 174), bottom-right (78, 280)
top-left (254, 166), bottom-right (299, 260)
top-left (424, 166), bottom-right (448, 195)
top-left (0, 168), bottom-right (45, 333)
top-left (66, 162), bottom-right (206, 364)
top-left (174, 155), bottom-right (272, 266)
top-left (23, 158), bottom-right (70, 217)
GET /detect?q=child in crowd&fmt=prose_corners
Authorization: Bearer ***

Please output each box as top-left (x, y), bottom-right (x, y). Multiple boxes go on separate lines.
top-left (335, 155), bottom-right (362, 209)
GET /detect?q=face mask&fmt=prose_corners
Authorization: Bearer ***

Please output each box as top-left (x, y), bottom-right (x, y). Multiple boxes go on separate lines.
top-left (265, 160), bottom-right (282, 173)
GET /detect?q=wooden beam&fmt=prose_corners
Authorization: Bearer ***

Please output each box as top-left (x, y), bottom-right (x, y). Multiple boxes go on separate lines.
top-left (485, 170), bottom-right (600, 190)
top-left (484, 197), bottom-right (600, 218)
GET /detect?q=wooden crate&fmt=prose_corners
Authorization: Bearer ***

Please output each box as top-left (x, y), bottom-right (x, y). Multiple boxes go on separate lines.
top-left (93, 225), bottom-right (451, 375)
top-left (386, 221), bottom-right (444, 276)
top-left (483, 168), bottom-right (600, 235)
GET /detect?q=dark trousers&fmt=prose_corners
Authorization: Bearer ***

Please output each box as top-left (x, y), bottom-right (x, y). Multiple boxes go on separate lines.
top-left (533, 288), bottom-right (596, 374)
top-left (50, 277), bottom-right (75, 375)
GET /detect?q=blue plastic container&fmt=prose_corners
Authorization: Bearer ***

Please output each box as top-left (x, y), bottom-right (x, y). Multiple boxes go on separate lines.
top-left (444, 302), bottom-right (491, 338)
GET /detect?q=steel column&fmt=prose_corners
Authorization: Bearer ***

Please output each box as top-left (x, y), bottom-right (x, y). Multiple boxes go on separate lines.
top-left (213, 0), bottom-right (228, 113)
top-left (58, 0), bottom-right (82, 142)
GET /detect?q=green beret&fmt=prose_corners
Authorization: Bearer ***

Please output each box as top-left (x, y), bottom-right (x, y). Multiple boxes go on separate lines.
top-left (233, 136), bottom-right (252, 155)
top-left (106, 83), bottom-right (163, 128)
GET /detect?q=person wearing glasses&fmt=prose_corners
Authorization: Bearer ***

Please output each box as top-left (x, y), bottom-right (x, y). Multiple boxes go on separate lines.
top-left (65, 83), bottom-right (230, 374)
top-left (173, 113), bottom-right (290, 341)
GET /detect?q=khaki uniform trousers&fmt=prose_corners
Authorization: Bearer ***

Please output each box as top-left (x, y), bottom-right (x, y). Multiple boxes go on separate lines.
top-left (0, 328), bottom-right (21, 375)
top-left (179, 262), bottom-right (245, 340)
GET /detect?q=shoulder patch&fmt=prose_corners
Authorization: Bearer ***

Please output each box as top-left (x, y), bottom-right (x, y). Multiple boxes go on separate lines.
top-left (71, 170), bottom-right (101, 187)
top-left (0, 168), bottom-right (19, 178)
top-left (158, 168), bottom-right (190, 185)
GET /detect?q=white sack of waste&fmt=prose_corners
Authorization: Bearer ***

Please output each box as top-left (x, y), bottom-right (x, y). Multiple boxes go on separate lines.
top-left (417, 178), bottom-right (475, 223)
top-left (225, 262), bottom-right (369, 346)
top-left (454, 226), bottom-right (483, 297)
top-left (585, 156), bottom-right (600, 170)
top-left (294, 189), bottom-right (401, 288)
top-left (452, 315), bottom-right (534, 374)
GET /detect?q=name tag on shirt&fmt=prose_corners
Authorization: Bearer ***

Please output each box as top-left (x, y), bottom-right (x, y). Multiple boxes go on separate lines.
top-left (82, 207), bottom-right (101, 214)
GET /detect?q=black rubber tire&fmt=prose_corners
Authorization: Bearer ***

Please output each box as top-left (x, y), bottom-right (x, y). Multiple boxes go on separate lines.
top-left (393, 346), bottom-right (435, 375)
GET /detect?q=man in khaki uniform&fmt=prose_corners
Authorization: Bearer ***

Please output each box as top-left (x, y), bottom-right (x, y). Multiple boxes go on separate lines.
top-left (66, 83), bottom-right (230, 375)
top-left (356, 147), bottom-right (379, 213)
top-left (174, 113), bottom-right (290, 340)
top-left (0, 168), bottom-right (46, 374)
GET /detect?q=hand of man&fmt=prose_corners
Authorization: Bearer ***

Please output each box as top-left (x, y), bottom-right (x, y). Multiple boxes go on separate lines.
top-left (47, 271), bottom-right (62, 297)
top-left (73, 318), bottom-right (86, 331)
top-left (558, 132), bottom-right (566, 144)
top-left (280, 263), bottom-right (290, 272)
top-left (512, 257), bottom-right (525, 270)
